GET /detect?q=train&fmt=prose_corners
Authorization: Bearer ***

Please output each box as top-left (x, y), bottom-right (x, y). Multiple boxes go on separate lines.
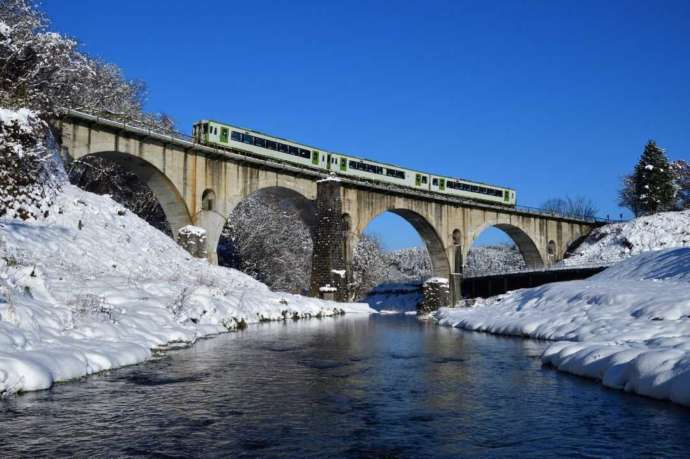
top-left (191, 119), bottom-right (516, 207)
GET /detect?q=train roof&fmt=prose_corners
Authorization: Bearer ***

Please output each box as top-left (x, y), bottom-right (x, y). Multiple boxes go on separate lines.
top-left (195, 119), bottom-right (516, 192)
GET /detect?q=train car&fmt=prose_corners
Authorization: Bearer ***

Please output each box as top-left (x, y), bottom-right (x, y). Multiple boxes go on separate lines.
top-left (192, 119), bottom-right (516, 207)
top-left (192, 119), bottom-right (329, 170)
top-left (430, 175), bottom-right (516, 206)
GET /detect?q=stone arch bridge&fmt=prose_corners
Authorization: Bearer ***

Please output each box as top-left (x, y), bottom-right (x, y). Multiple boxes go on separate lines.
top-left (56, 110), bottom-right (598, 305)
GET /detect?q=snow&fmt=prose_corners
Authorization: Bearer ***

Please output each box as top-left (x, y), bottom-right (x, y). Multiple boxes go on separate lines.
top-left (319, 285), bottom-right (337, 292)
top-left (0, 21), bottom-right (11, 37)
top-left (0, 109), bottom-right (373, 395)
top-left (331, 269), bottom-right (346, 278)
top-left (0, 108), bottom-right (37, 138)
top-left (562, 209), bottom-right (690, 266)
top-left (424, 277), bottom-right (448, 285)
top-left (178, 225), bottom-right (206, 237)
top-left (434, 246), bottom-right (690, 407)
top-left (316, 173), bottom-right (341, 183)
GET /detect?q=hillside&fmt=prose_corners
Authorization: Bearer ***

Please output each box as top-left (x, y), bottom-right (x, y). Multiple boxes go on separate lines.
top-left (563, 210), bottom-right (690, 266)
top-left (0, 109), bottom-right (371, 396)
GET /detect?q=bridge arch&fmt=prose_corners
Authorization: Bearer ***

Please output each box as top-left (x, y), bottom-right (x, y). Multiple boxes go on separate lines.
top-left (73, 151), bottom-right (192, 235)
top-left (468, 223), bottom-right (544, 270)
top-left (357, 208), bottom-right (451, 281)
top-left (217, 185), bottom-right (317, 292)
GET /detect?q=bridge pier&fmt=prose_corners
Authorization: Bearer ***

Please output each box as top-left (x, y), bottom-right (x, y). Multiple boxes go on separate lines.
top-left (309, 177), bottom-right (348, 301)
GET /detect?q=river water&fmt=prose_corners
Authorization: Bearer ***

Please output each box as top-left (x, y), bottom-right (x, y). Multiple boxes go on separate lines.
top-left (1, 314), bottom-right (689, 458)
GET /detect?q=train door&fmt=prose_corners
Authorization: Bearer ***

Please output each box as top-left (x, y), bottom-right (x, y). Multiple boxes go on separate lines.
top-left (220, 127), bottom-right (229, 144)
top-left (326, 154), bottom-right (332, 171)
top-left (415, 174), bottom-right (422, 186)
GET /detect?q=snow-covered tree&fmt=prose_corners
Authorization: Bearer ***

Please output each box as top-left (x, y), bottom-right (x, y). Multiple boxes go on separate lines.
top-left (383, 246), bottom-right (432, 282)
top-left (0, 0), bottom-right (173, 131)
top-left (349, 234), bottom-right (389, 300)
top-left (464, 243), bottom-right (526, 276)
top-left (541, 196), bottom-right (597, 219)
top-left (0, 108), bottom-right (64, 220)
top-left (629, 141), bottom-right (675, 216)
top-left (218, 195), bottom-right (313, 294)
top-left (671, 160), bottom-right (690, 211)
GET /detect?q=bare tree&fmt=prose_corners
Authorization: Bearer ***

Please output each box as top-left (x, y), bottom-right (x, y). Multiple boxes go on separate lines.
top-left (348, 234), bottom-right (388, 300)
top-left (464, 243), bottom-right (526, 276)
top-left (618, 174), bottom-right (639, 216)
top-left (383, 246), bottom-right (431, 283)
top-left (0, 0), bottom-right (174, 131)
top-left (671, 160), bottom-right (690, 211)
top-left (541, 196), bottom-right (598, 219)
top-left (0, 109), bottom-right (63, 220)
top-left (218, 195), bottom-right (313, 294)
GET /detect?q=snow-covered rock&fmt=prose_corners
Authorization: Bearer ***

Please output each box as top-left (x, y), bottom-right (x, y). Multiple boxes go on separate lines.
top-left (562, 209), bottom-right (690, 266)
top-left (435, 247), bottom-right (690, 407)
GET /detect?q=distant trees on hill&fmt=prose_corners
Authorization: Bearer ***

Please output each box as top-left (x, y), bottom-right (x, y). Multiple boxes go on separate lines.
top-left (541, 196), bottom-right (598, 219)
top-left (618, 140), bottom-right (687, 216)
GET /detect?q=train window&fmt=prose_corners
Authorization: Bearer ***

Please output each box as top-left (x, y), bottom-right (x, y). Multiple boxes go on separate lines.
top-left (242, 134), bottom-right (253, 144)
top-left (231, 131), bottom-right (241, 141)
top-left (422, 176), bottom-right (427, 184)
top-left (299, 148), bottom-right (310, 158)
top-left (289, 146), bottom-right (299, 155)
top-left (278, 143), bottom-right (288, 153)
top-left (266, 140), bottom-right (277, 150)
top-left (386, 168), bottom-right (405, 179)
top-left (254, 137), bottom-right (266, 148)
top-left (432, 178), bottom-right (438, 186)
top-left (470, 185), bottom-right (478, 193)
top-left (203, 124), bottom-right (208, 134)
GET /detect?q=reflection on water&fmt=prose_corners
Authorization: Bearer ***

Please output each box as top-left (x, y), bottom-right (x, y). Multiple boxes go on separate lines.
top-left (1, 315), bottom-right (690, 458)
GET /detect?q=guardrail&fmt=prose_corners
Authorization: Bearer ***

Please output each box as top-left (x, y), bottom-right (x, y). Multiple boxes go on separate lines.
top-left (58, 108), bottom-right (626, 226)
top-left (461, 260), bottom-right (615, 279)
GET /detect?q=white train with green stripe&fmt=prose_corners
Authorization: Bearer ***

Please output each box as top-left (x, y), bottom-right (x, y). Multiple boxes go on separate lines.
top-left (192, 119), bottom-right (516, 206)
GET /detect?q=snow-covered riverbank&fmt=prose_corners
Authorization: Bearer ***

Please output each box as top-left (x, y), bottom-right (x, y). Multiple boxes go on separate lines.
top-left (0, 109), bottom-right (372, 396)
top-left (435, 247), bottom-right (690, 407)
top-left (0, 185), bottom-right (372, 396)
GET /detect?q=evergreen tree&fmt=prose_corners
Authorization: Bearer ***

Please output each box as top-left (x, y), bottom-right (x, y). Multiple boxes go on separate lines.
top-left (631, 140), bottom-right (675, 215)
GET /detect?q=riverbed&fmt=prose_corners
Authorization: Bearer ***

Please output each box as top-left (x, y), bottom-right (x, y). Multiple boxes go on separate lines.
top-left (1, 314), bottom-right (689, 458)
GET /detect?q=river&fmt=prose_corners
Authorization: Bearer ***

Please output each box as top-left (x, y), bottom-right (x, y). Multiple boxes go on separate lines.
top-left (1, 314), bottom-right (689, 458)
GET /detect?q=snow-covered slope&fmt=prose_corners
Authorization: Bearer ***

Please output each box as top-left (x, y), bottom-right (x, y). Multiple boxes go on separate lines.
top-left (563, 210), bottom-right (690, 266)
top-left (0, 109), bottom-right (372, 396)
top-left (0, 185), bottom-right (372, 396)
top-left (435, 247), bottom-right (690, 407)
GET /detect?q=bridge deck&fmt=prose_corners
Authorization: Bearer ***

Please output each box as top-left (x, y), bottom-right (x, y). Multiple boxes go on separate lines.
top-left (58, 109), bottom-right (610, 226)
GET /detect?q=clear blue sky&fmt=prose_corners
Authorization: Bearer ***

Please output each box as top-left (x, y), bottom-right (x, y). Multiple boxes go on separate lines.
top-left (44, 0), bottom-right (690, 249)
